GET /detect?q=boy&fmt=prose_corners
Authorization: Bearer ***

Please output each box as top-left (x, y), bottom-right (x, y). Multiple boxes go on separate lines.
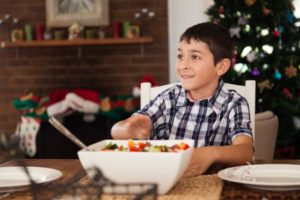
top-left (111, 22), bottom-right (253, 177)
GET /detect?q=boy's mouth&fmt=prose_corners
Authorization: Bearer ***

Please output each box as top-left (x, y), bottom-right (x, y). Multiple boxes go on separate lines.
top-left (181, 74), bottom-right (194, 79)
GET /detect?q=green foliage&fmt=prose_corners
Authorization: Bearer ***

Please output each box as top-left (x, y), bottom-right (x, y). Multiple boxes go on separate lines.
top-left (207, 0), bottom-right (300, 158)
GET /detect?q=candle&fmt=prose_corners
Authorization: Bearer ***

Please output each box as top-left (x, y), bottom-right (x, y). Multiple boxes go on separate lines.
top-left (35, 23), bottom-right (44, 40)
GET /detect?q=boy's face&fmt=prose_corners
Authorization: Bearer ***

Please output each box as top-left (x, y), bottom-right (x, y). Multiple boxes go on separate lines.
top-left (176, 39), bottom-right (222, 98)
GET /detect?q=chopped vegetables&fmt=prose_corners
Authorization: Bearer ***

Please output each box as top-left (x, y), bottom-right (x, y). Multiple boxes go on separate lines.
top-left (101, 140), bottom-right (190, 152)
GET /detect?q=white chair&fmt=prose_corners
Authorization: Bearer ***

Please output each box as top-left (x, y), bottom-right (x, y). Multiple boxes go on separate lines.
top-left (140, 80), bottom-right (256, 142)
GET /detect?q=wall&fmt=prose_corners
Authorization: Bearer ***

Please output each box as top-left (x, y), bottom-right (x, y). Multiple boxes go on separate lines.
top-left (0, 0), bottom-right (169, 134)
top-left (168, 0), bottom-right (213, 83)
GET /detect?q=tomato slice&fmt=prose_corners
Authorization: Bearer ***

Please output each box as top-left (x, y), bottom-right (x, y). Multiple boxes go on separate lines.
top-left (179, 143), bottom-right (190, 150)
top-left (137, 142), bottom-right (147, 150)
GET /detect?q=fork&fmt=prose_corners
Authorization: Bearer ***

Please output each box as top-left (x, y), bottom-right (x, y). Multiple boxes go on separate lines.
top-left (48, 117), bottom-right (91, 151)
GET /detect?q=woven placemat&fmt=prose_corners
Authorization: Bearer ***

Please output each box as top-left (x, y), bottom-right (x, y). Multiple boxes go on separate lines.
top-left (100, 174), bottom-right (223, 200)
top-left (221, 182), bottom-right (300, 200)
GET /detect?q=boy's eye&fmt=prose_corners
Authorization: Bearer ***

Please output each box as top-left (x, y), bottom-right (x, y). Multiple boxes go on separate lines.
top-left (191, 55), bottom-right (201, 60)
top-left (177, 54), bottom-right (183, 59)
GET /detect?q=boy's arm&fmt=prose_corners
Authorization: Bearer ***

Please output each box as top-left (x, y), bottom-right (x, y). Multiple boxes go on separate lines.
top-left (183, 135), bottom-right (253, 177)
top-left (111, 114), bottom-right (153, 139)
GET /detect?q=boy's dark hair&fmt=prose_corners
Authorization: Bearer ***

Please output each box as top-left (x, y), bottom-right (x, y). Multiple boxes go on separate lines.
top-left (180, 22), bottom-right (233, 65)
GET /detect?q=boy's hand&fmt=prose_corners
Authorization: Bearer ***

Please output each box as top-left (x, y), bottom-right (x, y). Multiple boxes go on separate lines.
top-left (182, 135), bottom-right (253, 177)
top-left (111, 114), bottom-right (152, 139)
top-left (183, 147), bottom-right (215, 177)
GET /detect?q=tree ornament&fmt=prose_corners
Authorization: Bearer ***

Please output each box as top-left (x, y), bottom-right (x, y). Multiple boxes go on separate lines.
top-left (262, 7), bottom-right (271, 16)
top-left (100, 97), bottom-right (111, 112)
top-left (258, 79), bottom-right (273, 93)
top-left (287, 10), bottom-right (296, 23)
top-left (231, 52), bottom-right (237, 66)
top-left (238, 14), bottom-right (248, 26)
top-left (250, 67), bottom-right (260, 76)
top-left (245, 0), bottom-right (256, 7)
top-left (278, 26), bottom-right (284, 34)
top-left (246, 50), bottom-right (257, 62)
top-left (274, 69), bottom-right (282, 80)
top-left (285, 65), bottom-right (297, 78)
top-left (282, 87), bottom-right (293, 99)
top-left (229, 26), bottom-right (241, 38)
top-left (272, 27), bottom-right (280, 37)
top-left (273, 26), bottom-right (284, 37)
top-left (218, 6), bottom-right (224, 14)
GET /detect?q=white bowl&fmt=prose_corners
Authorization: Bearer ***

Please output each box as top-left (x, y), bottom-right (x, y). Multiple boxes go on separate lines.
top-left (78, 139), bottom-right (194, 194)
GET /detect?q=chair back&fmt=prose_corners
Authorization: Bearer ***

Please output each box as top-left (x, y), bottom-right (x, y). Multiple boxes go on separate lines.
top-left (140, 80), bottom-right (256, 141)
top-left (255, 111), bottom-right (278, 160)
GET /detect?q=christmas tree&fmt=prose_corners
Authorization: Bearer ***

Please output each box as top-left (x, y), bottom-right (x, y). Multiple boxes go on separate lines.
top-left (206, 0), bottom-right (300, 158)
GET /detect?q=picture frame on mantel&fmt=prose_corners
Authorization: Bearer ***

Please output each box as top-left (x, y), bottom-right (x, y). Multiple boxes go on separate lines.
top-left (46, 0), bottom-right (109, 28)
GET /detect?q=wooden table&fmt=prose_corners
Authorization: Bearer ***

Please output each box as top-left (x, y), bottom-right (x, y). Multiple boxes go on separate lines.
top-left (0, 159), bottom-right (299, 200)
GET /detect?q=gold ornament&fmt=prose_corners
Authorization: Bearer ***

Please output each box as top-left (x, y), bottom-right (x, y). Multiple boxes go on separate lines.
top-left (100, 97), bottom-right (111, 112)
top-left (125, 98), bottom-right (134, 112)
top-left (285, 65), bottom-right (297, 78)
top-left (245, 0), bottom-right (256, 7)
top-left (258, 79), bottom-right (273, 93)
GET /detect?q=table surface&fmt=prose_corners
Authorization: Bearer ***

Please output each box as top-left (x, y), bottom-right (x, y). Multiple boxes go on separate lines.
top-left (221, 159), bottom-right (300, 200)
top-left (0, 159), bottom-right (86, 200)
top-left (0, 159), bottom-right (299, 200)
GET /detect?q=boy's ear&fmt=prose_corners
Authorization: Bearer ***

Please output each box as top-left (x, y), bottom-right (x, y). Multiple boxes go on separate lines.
top-left (216, 58), bottom-right (231, 76)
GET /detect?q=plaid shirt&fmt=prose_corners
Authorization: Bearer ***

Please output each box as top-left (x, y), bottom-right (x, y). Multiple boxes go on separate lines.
top-left (137, 80), bottom-right (252, 147)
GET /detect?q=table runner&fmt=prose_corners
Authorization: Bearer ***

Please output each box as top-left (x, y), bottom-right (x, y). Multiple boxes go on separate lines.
top-left (221, 181), bottom-right (300, 200)
top-left (85, 174), bottom-right (223, 200)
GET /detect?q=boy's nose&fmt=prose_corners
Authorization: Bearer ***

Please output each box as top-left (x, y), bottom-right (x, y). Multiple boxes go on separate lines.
top-left (179, 60), bottom-right (190, 69)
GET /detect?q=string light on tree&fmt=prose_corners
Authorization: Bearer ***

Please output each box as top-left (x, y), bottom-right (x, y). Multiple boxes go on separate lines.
top-left (262, 63), bottom-right (269, 70)
top-left (260, 28), bottom-right (269, 36)
top-left (241, 46), bottom-right (252, 57)
top-left (262, 44), bottom-right (274, 54)
top-left (244, 24), bottom-right (251, 32)
top-left (234, 63), bottom-right (248, 74)
top-left (259, 52), bottom-right (266, 58)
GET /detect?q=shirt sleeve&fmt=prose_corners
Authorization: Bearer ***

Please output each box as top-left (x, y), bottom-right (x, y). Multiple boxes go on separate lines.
top-left (228, 97), bottom-right (253, 141)
top-left (136, 94), bottom-right (168, 138)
